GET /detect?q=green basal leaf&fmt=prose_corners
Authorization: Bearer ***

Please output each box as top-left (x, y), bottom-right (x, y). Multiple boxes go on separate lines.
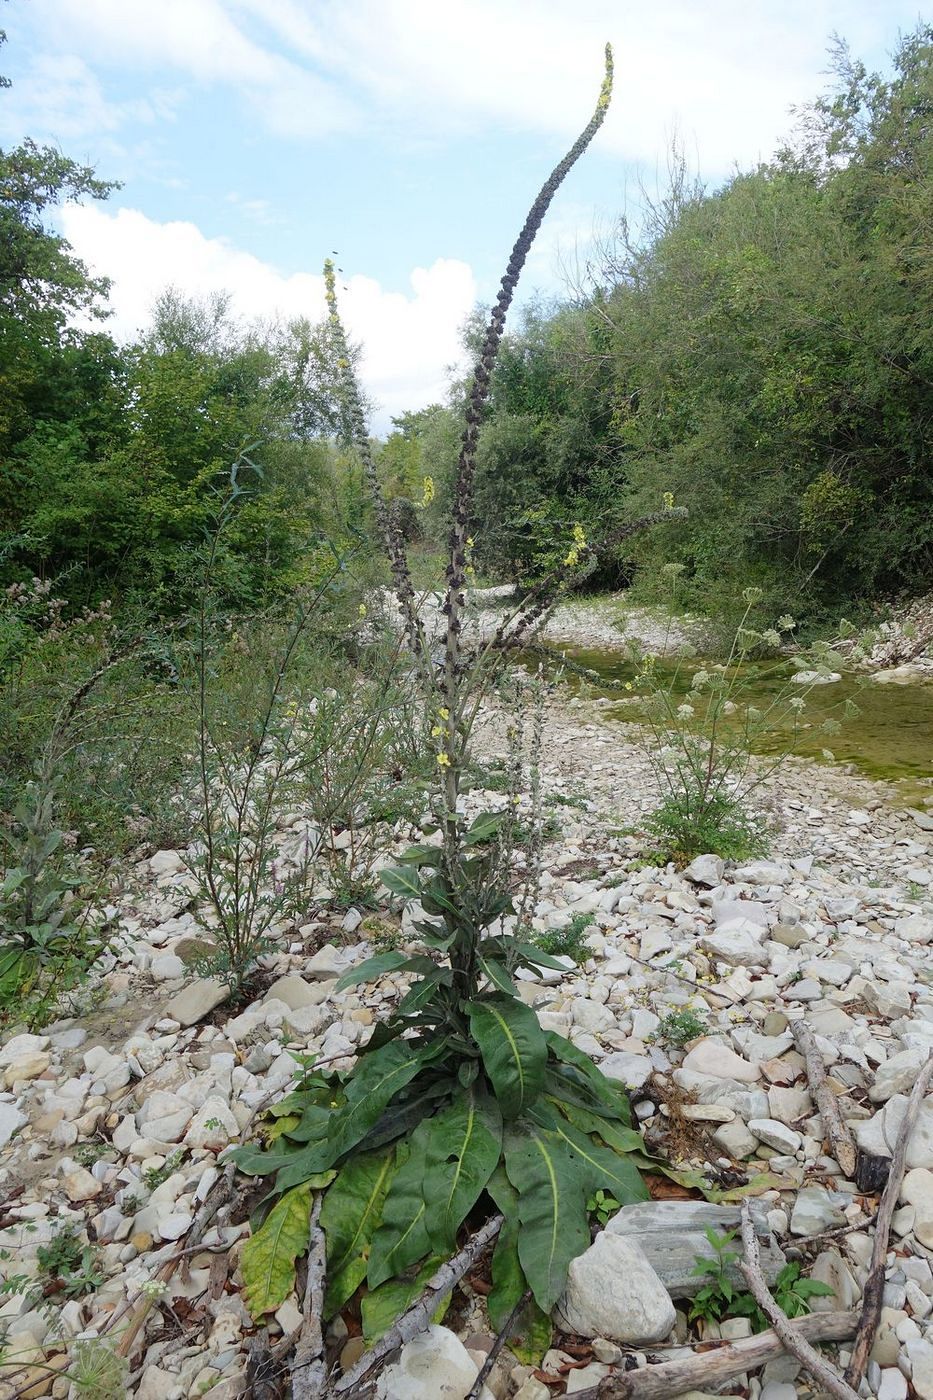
top-left (550, 1100), bottom-right (646, 1156)
top-left (395, 843), bottom-right (444, 867)
top-left (241, 1184), bottom-right (312, 1318)
top-left (361, 1254), bottom-right (446, 1343)
top-left (367, 1124), bottom-right (435, 1289)
top-left (486, 1167), bottom-right (552, 1365)
top-left (380, 866), bottom-right (423, 902)
top-left (467, 994), bottom-right (547, 1121)
top-left (336, 952), bottom-right (433, 991)
top-left (396, 966), bottom-right (452, 1015)
top-left (511, 940), bottom-right (572, 972)
top-left (544, 1035), bottom-right (633, 1123)
top-left (321, 1147), bottom-right (395, 1318)
top-left (477, 955), bottom-right (516, 996)
top-left (503, 1116), bottom-right (590, 1313)
top-left (543, 1111), bottom-right (648, 1206)
top-left (465, 810), bottom-right (505, 844)
top-left (423, 1085), bottom-right (503, 1254)
top-left (270, 1039), bottom-right (442, 1193)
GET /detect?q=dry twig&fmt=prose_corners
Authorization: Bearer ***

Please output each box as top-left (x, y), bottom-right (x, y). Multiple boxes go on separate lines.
top-left (290, 1194), bottom-right (328, 1400)
top-left (567, 1311), bottom-right (859, 1398)
top-left (465, 1288), bottom-right (531, 1400)
top-left (792, 1020), bottom-right (857, 1178)
top-left (333, 1215), bottom-right (503, 1396)
top-left (739, 1201), bottom-right (859, 1400)
top-left (844, 1051), bottom-right (933, 1388)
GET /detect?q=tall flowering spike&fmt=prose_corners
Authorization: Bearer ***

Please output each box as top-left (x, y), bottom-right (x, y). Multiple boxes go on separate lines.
top-left (323, 259), bottom-right (426, 664)
top-left (442, 45), bottom-right (614, 689)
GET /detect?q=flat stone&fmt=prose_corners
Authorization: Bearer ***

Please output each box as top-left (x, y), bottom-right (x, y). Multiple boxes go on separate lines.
top-left (264, 975), bottom-right (329, 1010)
top-left (0, 1102), bottom-right (27, 1149)
top-left (711, 899), bottom-right (770, 929)
top-left (163, 978), bottom-right (228, 1027)
top-left (902, 1169), bottom-right (933, 1248)
top-left (871, 1049), bottom-right (929, 1103)
top-left (700, 921), bottom-right (769, 968)
top-left (732, 861), bottom-right (791, 885)
top-left (905, 1339), bottom-right (933, 1400)
top-left (306, 944), bottom-right (345, 980)
top-left (854, 1095), bottom-right (933, 1171)
top-left (895, 914), bottom-right (933, 945)
top-left (712, 1120), bottom-right (759, 1159)
top-left (62, 1167), bottom-right (103, 1202)
top-left (682, 855), bottom-right (724, 887)
top-left (789, 1186), bottom-right (849, 1236)
top-left (555, 1234), bottom-right (675, 1343)
top-left (600, 1051), bottom-right (653, 1091)
top-left (606, 1201), bottom-right (783, 1298)
top-left (151, 953), bottom-right (186, 981)
top-left (748, 1119), bottom-right (802, 1154)
top-left (681, 1040), bottom-right (759, 1083)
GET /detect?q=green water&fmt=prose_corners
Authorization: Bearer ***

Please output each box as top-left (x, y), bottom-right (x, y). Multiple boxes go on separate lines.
top-left (538, 646), bottom-right (933, 788)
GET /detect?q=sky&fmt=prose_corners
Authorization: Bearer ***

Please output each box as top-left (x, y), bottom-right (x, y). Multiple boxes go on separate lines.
top-left (0, 0), bottom-right (925, 432)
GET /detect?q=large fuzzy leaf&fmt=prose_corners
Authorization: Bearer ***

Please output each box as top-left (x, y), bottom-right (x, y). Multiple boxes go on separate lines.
top-left (552, 1100), bottom-right (646, 1156)
top-left (545, 1035), bottom-right (633, 1123)
top-left (241, 1185), bottom-right (312, 1318)
top-left (361, 1254), bottom-right (446, 1342)
top-left (379, 866), bottom-right (423, 901)
top-left (486, 1168), bottom-right (552, 1364)
top-left (321, 1148), bottom-right (395, 1318)
top-left (548, 1113), bottom-right (648, 1206)
top-left (503, 1116), bottom-right (590, 1312)
top-left (367, 1130), bottom-right (433, 1289)
top-left (335, 953), bottom-right (435, 991)
top-left (467, 995), bottom-right (547, 1120)
top-left (423, 1086), bottom-right (502, 1254)
top-left (270, 1039), bottom-right (441, 1193)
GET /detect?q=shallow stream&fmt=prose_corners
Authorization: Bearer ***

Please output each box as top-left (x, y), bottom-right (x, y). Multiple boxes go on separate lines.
top-left (538, 645), bottom-right (933, 792)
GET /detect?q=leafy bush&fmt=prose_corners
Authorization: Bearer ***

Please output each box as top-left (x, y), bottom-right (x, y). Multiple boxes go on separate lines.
top-left (534, 911), bottom-right (594, 964)
top-left (631, 584), bottom-right (859, 862)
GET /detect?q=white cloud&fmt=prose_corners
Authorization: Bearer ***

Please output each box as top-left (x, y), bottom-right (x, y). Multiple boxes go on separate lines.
top-left (28, 0), bottom-right (356, 139)
top-left (59, 205), bottom-right (476, 430)
top-left (20, 0), bottom-right (909, 169)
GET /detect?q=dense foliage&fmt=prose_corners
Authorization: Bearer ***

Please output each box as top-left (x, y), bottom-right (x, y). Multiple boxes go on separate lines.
top-left (410, 26), bottom-right (933, 620)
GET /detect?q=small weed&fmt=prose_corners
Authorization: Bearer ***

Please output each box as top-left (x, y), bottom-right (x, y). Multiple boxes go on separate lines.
top-left (907, 880), bottom-right (925, 901)
top-left (587, 1190), bottom-right (620, 1227)
top-left (647, 791), bottom-right (764, 865)
top-left (364, 917), bottom-right (403, 952)
top-left (545, 791), bottom-right (589, 812)
top-left (689, 1228), bottom-right (833, 1329)
top-left (534, 911), bottom-right (594, 964)
top-left (36, 1225), bottom-right (104, 1298)
top-left (143, 1148), bottom-right (185, 1190)
top-left (72, 1141), bottom-right (112, 1169)
top-left (656, 1008), bottom-right (709, 1048)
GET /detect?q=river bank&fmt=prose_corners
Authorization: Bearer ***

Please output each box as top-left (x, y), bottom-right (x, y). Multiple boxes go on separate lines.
top-left (0, 677), bottom-right (931, 1397)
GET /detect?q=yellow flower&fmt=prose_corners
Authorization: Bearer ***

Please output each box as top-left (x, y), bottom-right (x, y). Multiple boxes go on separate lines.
top-left (466, 536), bottom-right (475, 548)
top-left (358, 603), bottom-right (367, 617)
top-left (438, 707), bottom-right (449, 720)
top-left (663, 491), bottom-right (675, 510)
top-left (436, 752), bottom-right (451, 767)
top-left (624, 681), bottom-right (633, 691)
top-left (420, 475), bottom-right (435, 507)
top-left (431, 724), bottom-right (442, 737)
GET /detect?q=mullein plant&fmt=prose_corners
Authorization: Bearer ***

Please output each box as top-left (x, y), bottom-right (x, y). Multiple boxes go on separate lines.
top-left (235, 46), bottom-right (679, 1361)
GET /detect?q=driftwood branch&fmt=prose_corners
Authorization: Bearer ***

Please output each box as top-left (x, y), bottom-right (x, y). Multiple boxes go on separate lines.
top-left (739, 1202), bottom-right (859, 1400)
top-left (291, 1194), bottom-right (328, 1400)
top-left (466, 1288), bottom-right (531, 1400)
top-left (568, 1311), bottom-right (860, 1398)
top-left (333, 1214), bottom-right (504, 1396)
top-left (844, 1051), bottom-right (933, 1388)
top-left (792, 1020), bottom-right (857, 1178)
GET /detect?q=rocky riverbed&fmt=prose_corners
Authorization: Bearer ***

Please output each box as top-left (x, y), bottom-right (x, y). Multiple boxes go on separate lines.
top-left (0, 689), bottom-right (931, 1399)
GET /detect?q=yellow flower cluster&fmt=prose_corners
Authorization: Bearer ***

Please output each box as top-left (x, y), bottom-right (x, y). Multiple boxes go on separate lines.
top-left (420, 476), bottom-right (435, 508)
top-left (564, 522), bottom-right (587, 568)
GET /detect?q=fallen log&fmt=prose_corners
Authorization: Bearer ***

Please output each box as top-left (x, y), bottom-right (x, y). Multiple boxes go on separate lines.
top-left (792, 1020), bottom-right (857, 1179)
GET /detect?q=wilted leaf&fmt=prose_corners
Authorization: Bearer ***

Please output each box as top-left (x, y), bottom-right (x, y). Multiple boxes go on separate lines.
top-left (241, 1185), bottom-right (311, 1318)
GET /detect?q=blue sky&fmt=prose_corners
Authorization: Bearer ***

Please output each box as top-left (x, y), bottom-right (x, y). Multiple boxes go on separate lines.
top-left (1, 0), bottom-right (925, 430)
